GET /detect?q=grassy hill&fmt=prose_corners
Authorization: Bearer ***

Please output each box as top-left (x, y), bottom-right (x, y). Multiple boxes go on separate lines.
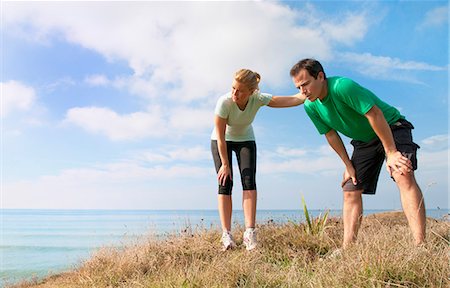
top-left (10, 211), bottom-right (449, 287)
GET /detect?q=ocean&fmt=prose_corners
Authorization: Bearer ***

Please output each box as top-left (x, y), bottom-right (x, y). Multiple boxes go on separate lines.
top-left (1, 209), bottom-right (448, 287)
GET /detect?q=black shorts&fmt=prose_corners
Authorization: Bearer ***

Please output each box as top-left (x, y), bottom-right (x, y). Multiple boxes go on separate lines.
top-left (342, 119), bottom-right (420, 195)
top-left (211, 140), bottom-right (257, 195)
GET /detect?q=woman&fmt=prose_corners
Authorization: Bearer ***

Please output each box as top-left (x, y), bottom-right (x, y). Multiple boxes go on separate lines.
top-left (211, 69), bottom-right (305, 251)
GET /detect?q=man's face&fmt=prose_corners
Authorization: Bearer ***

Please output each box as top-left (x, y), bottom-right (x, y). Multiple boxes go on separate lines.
top-left (292, 69), bottom-right (325, 102)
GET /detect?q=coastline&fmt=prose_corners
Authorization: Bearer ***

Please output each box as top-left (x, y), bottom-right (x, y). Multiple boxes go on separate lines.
top-left (5, 211), bottom-right (449, 288)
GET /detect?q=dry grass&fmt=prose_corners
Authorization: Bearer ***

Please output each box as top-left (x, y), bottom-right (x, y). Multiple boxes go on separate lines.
top-left (10, 212), bottom-right (449, 288)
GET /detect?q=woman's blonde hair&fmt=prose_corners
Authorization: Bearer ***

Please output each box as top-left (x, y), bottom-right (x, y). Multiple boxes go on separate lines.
top-left (234, 69), bottom-right (261, 93)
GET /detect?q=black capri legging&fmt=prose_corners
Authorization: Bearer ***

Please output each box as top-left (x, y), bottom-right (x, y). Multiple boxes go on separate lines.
top-left (211, 140), bottom-right (257, 195)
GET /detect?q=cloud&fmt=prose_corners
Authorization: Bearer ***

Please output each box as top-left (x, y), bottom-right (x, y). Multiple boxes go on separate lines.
top-left (337, 52), bottom-right (446, 83)
top-left (85, 74), bottom-right (110, 86)
top-left (1, 80), bottom-right (36, 118)
top-left (43, 76), bottom-right (76, 92)
top-left (134, 146), bottom-right (211, 164)
top-left (275, 147), bottom-right (308, 157)
top-left (417, 6), bottom-right (448, 30)
top-left (418, 134), bottom-right (449, 171)
top-left (321, 14), bottom-right (368, 45)
top-left (259, 145), bottom-right (342, 175)
top-left (2, 1), bottom-right (370, 103)
top-left (168, 106), bottom-right (213, 133)
top-left (3, 160), bottom-right (214, 209)
top-left (63, 104), bottom-right (213, 141)
top-left (421, 134), bottom-right (448, 150)
top-left (64, 106), bottom-right (167, 140)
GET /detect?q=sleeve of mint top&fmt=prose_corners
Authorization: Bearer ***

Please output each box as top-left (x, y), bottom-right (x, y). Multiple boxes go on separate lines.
top-left (214, 94), bottom-right (231, 119)
top-left (304, 104), bottom-right (331, 135)
top-left (256, 92), bottom-right (273, 106)
top-left (336, 78), bottom-right (376, 115)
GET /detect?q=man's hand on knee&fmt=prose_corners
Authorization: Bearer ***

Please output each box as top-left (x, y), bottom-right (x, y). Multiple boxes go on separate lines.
top-left (386, 151), bottom-right (413, 176)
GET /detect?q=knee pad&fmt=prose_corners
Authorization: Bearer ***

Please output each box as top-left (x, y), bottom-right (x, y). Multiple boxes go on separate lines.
top-left (218, 179), bottom-right (233, 195)
top-left (242, 175), bottom-right (256, 190)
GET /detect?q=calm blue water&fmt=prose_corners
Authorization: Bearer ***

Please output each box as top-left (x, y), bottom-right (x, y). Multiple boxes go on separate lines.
top-left (1, 209), bottom-right (448, 287)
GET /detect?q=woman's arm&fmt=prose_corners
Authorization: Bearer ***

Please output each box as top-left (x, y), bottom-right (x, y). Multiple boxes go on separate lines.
top-left (268, 92), bottom-right (306, 108)
top-left (214, 115), bottom-right (231, 186)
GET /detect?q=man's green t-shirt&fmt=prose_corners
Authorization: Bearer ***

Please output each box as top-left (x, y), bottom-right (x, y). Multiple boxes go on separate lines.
top-left (304, 77), bottom-right (404, 142)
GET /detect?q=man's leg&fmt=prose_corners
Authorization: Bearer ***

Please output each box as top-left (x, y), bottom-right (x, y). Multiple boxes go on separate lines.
top-left (390, 120), bottom-right (426, 245)
top-left (343, 189), bottom-right (363, 248)
top-left (392, 171), bottom-right (426, 245)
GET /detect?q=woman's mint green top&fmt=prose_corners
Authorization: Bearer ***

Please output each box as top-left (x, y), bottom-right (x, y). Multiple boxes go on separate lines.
top-left (211, 91), bottom-right (272, 141)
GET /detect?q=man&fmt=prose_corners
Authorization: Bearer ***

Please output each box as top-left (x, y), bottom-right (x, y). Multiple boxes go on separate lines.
top-left (290, 59), bottom-right (426, 248)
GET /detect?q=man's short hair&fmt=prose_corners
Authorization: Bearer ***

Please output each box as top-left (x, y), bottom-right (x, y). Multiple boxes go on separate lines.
top-left (290, 59), bottom-right (326, 79)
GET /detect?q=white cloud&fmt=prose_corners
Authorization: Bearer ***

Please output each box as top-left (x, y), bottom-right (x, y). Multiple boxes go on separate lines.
top-left (168, 106), bottom-right (213, 133)
top-left (418, 6), bottom-right (448, 30)
top-left (64, 106), bottom-right (167, 140)
top-left (63, 104), bottom-right (213, 141)
top-left (275, 147), bottom-right (308, 157)
top-left (418, 134), bottom-right (449, 171)
top-left (3, 160), bottom-right (215, 209)
top-left (259, 145), bottom-right (342, 175)
top-left (321, 14), bottom-right (368, 45)
top-left (421, 134), bottom-right (448, 150)
top-left (85, 74), bottom-right (110, 86)
top-left (134, 146), bottom-right (211, 164)
top-left (1, 80), bottom-right (36, 118)
top-left (43, 76), bottom-right (76, 92)
top-left (419, 149), bottom-right (449, 171)
top-left (337, 52), bottom-right (445, 83)
top-left (2, 1), bottom-right (368, 103)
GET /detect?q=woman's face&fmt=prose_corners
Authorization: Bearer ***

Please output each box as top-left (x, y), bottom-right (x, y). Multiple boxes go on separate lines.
top-left (231, 79), bottom-right (252, 106)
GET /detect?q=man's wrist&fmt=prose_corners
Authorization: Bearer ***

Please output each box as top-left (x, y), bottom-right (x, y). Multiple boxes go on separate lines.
top-left (386, 149), bottom-right (398, 157)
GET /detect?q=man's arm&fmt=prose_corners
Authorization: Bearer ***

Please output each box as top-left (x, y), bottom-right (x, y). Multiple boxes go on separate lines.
top-left (365, 105), bottom-right (412, 175)
top-left (325, 129), bottom-right (357, 187)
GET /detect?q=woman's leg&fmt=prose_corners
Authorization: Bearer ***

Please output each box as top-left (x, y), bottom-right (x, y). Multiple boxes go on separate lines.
top-left (243, 190), bottom-right (257, 228)
top-left (218, 195), bottom-right (233, 232)
top-left (211, 140), bottom-right (234, 232)
top-left (236, 141), bottom-right (257, 229)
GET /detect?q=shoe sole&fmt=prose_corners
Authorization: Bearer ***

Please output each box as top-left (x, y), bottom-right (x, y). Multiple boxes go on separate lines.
top-left (222, 243), bottom-right (236, 251)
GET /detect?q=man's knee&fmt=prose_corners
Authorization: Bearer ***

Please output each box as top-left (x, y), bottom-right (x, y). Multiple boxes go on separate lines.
top-left (392, 170), bottom-right (417, 189)
top-left (343, 190), bottom-right (363, 203)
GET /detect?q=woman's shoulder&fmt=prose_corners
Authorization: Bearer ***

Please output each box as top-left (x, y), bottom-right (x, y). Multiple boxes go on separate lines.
top-left (253, 91), bottom-right (272, 105)
top-left (215, 92), bottom-right (233, 110)
top-left (217, 92), bottom-right (232, 101)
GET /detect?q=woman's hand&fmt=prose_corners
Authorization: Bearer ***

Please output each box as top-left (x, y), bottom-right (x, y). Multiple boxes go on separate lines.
top-left (218, 164), bottom-right (231, 186)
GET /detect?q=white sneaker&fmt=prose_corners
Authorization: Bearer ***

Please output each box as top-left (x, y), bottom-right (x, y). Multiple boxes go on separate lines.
top-left (243, 228), bottom-right (257, 251)
top-left (221, 231), bottom-right (236, 251)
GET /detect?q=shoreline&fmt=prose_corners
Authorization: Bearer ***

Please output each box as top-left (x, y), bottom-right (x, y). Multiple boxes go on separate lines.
top-left (7, 211), bottom-right (449, 288)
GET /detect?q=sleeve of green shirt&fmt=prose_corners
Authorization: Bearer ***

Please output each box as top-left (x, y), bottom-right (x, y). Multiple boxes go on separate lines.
top-left (304, 104), bottom-right (331, 135)
top-left (336, 78), bottom-right (377, 115)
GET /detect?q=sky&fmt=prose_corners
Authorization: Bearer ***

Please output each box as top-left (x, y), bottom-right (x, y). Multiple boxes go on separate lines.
top-left (1, 1), bottom-right (448, 211)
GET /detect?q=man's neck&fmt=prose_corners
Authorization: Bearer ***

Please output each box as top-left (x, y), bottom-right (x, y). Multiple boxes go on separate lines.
top-left (318, 79), bottom-right (328, 101)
